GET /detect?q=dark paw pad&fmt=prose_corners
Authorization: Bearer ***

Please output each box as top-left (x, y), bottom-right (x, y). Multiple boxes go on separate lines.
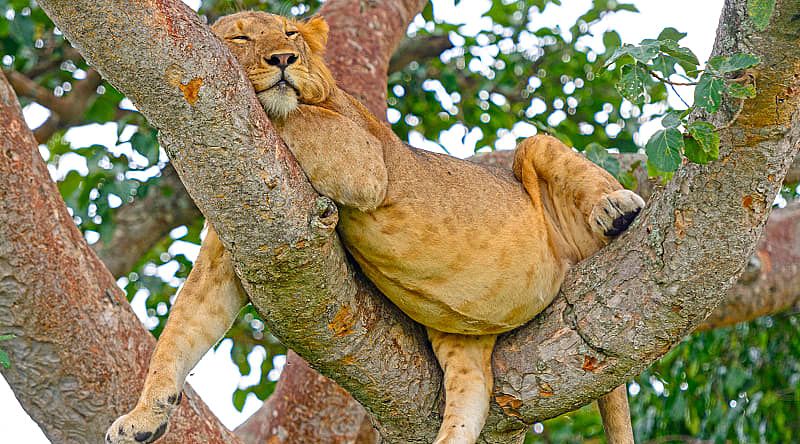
top-left (604, 207), bottom-right (641, 237)
top-left (166, 392), bottom-right (182, 405)
top-left (134, 431), bottom-right (152, 442)
top-left (134, 423), bottom-right (168, 443)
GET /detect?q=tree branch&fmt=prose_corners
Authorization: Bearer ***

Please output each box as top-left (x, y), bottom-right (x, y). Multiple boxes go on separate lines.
top-left (6, 67), bottom-right (106, 143)
top-left (0, 71), bottom-right (239, 444)
top-left (320, 0), bottom-right (428, 117)
top-left (234, 351), bottom-right (375, 444)
top-left (34, 1), bottom-right (800, 443)
top-left (699, 201), bottom-right (800, 330)
top-left (4, 68), bottom-right (72, 115)
top-left (389, 34), bottom-right (453, 74)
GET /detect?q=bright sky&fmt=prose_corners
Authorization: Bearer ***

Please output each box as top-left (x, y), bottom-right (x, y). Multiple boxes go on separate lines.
top-left (0, 0), bottom-right (723, 441)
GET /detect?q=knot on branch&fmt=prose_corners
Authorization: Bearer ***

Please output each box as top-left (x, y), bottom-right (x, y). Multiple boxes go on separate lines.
top-left (310, 196), bottom-right (338, 236)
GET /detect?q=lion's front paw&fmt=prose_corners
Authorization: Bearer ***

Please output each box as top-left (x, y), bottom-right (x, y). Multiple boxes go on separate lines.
top-left (590, 189), bottom-right (645, 237)
top-left (105, 393), bottom-right (181, 444)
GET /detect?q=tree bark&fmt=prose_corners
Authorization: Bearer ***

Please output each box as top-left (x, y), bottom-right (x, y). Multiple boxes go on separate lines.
top-left (29, 0), bottom-right (800, 442)
top-left (698, 201), bottom-right (800, 330)
top-left (0, 72), bottom-right (239, 443)
top-left (234, 351), bottom-right (376, 444)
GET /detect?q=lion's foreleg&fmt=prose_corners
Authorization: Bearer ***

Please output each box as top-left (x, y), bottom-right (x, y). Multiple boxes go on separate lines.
top-left (427, 328), bottom-right (497, 444)
top-left (105, 225), bottom-right (247, 444)
top-left (276, 105), bottom-right (388, 212)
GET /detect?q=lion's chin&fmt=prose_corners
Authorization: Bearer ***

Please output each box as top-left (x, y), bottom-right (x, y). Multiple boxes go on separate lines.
top-left (257, 88), bottom-right (299, 120)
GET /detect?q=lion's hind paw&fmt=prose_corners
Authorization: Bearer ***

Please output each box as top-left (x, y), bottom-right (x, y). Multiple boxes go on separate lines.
top-left (590, 189), bottom-right (645, 237)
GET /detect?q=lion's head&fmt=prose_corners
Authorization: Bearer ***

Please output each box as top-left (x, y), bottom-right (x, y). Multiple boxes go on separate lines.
top-left (212, 12), bottom-right (335, 119)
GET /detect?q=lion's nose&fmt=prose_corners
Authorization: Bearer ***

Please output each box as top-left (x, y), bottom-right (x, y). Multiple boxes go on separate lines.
top-left (266, 52), bottom-right (298, 69)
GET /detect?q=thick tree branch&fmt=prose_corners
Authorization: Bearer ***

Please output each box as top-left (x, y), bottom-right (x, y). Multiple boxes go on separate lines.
top-left (234, 351), bottom-right (375, 444)
top-left (34, 1), bottom-right (800, 443)
top-left (320, 0), bottom-right (427, 117)
top-left (0, 72), bottom-right (239, 443)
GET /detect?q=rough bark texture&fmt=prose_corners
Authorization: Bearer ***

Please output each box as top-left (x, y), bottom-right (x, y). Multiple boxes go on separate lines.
top-left (699, 201), bottom-right (800, 330)
top-left (0, 72), bottom-right (239, 443)
top-left (319, 0), bottom-right (425, 118)
top-left (31, 0), bottom-right (800, 443)
top-left (234, 351), bottom-right (376, 444)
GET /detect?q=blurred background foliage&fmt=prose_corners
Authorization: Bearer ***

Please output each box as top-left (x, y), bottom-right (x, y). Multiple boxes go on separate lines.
top-left (2, 0), bottom-right (798, 441)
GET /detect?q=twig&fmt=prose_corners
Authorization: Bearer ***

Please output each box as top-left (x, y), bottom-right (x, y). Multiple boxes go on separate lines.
top-left (669, 83), bottom-right (691, 108)
top-left (649, 70), bottom-right (698, 86)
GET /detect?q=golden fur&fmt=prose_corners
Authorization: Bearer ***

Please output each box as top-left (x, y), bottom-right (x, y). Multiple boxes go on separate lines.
top-left (106, 12), bottom-right (644, 444)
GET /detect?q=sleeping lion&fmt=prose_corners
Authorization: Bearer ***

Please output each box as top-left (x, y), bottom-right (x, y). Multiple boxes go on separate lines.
top-left (106, 11), bottom-right (645, 444)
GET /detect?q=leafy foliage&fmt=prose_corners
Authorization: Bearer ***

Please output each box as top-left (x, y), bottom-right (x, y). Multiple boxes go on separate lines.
top-left (390, 0), bottom-right (646, 159)
top-left (603, 29), bottom-right (760, 173)
top-left (526, 313), bottom-right (800, 443)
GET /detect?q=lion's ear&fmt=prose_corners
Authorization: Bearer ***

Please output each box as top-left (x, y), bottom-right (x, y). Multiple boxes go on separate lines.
top-left (298, 16), bottom-right (329, 54)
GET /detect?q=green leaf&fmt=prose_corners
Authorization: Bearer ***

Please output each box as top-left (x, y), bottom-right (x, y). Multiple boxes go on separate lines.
top-left (614, 3), bottom-right (638, 13)
top-left (629, 39), bottom-right (661, 64)
top-left (694, 73), bottom-right (725, 113)
top-left (604, 41), bottom-right (659, 68)
top-left (9, 15), bottom-right (33, 44)
top-left (130, 130), bottom-right (160, 165)
top-left (708, 53), bottom-right (760, 74)
top-left (685, 121), bottom-right (720, 164)
top-left (728, 82), bottom-right (757, 99)
top-left (646, 128), bottom-right (684, 172)
top-left (651, 54), bottom-right (678, 77)
top-left (658, 27), bottom-right (687, 43)
top-left (232, 389), bottom-right (247, 412)
top-left (616, 63), bottom-right (649, 105)
top-left (0, 349), bottom-right (9, 369)
top-left (0, 334), bottom-right (14, 341)
top-left (747, 0), bottom-right (776, 31)
top-left (603, 30), bottom-right (622, 54)
top-left (661, 111), bottom-right (683, 129)
top-left (658, 40), bottom-right (700, 75)
top-left (584, 142), bottom-right (620, 177)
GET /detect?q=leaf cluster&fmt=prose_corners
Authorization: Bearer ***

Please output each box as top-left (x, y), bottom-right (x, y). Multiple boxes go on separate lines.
top-left (604, 28), bottom-right (759, 173)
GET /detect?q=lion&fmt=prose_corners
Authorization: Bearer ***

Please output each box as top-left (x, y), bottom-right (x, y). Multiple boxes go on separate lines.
top-left (105, 11), bottom-right (645, 444)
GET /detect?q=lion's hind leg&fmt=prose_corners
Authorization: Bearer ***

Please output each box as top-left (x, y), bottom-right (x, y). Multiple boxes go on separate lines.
top-left (513, 134), bottom-right (644, 247)
top-left (427, 328), bottom-right (497, 444)
top-left (513, 135), bottom-right (639, 443)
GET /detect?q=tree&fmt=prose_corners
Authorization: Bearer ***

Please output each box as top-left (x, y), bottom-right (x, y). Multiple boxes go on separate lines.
top-left (1, 0), bottom-right (799, 442)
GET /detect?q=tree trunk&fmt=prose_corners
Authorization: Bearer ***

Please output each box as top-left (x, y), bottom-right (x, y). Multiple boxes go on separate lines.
top-left (0, 72), bottom-right (239, 443)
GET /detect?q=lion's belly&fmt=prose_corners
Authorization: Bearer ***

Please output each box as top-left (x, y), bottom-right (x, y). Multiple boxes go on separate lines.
top-left (338, 195), bottom-right (565, 335)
